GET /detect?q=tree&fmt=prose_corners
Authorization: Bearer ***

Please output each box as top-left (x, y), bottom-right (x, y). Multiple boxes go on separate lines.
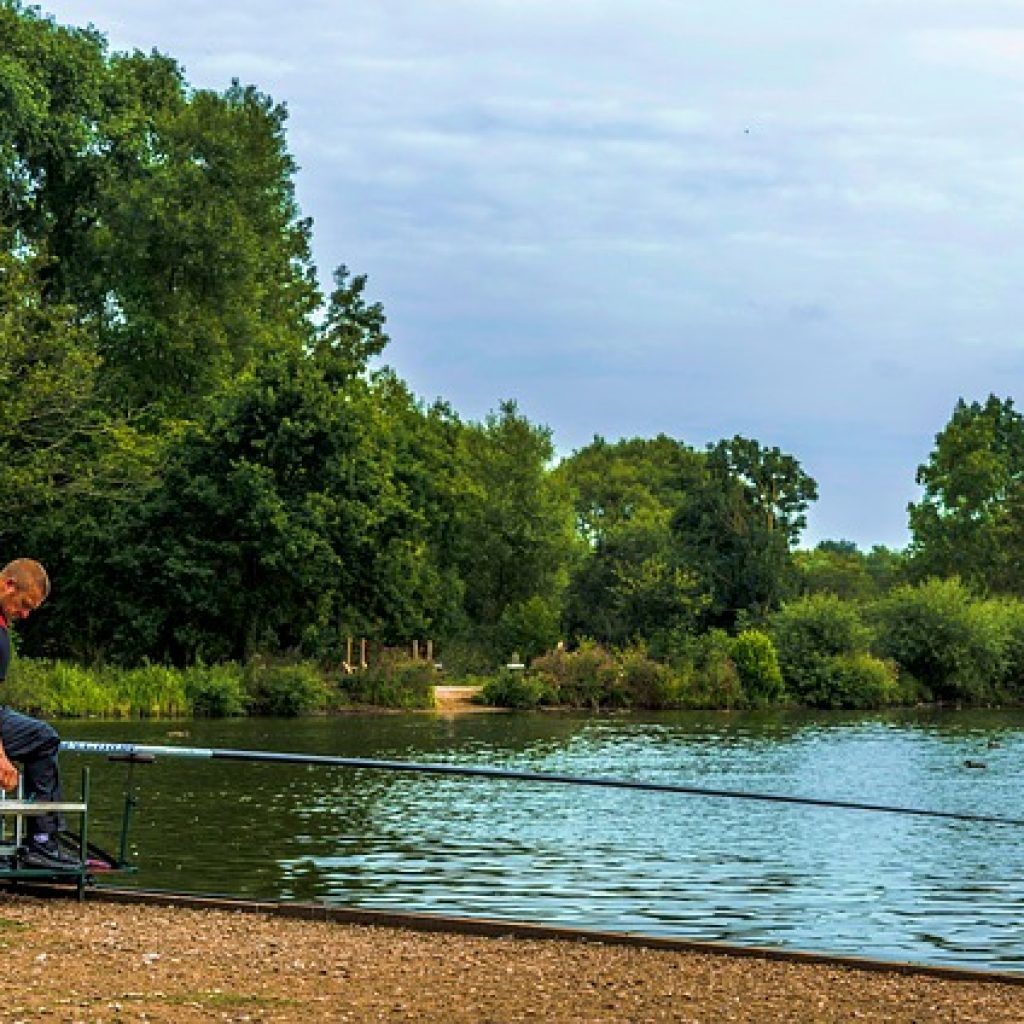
top-left (672, 438), bottom-right (817, 630)
top-left (448, 401), bottom-right (578, 655)
top-left (563, 520), bottom-right (706, 653)
top-left (794, 541), bottom-right (906, 600)
top-left (909, 395), bottom-right (1024, 593)
top-left (556, 434), bottom-right (703, 544)
top-left (705, 435), bottom-right (818, 546)
top-left (1, 4), bottom-right (321, 416)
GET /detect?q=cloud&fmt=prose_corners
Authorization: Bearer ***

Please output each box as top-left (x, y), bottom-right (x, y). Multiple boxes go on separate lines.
top-left (36, 0), bottom-right (1024, 547)
top-left (915, 28), bottom-right (1024, 78)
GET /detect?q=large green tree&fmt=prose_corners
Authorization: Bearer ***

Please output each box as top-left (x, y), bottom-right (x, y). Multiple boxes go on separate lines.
top-left (448, 401), bottom-right (578, 657)
top-left (559, 436), bottom-right (705, 649)
top-left (672, 437), bottom-right (817, 629)
top-left (909, 395), bottom-right (1024, 593)
top-left (2, 2), bottom-right (320, 416)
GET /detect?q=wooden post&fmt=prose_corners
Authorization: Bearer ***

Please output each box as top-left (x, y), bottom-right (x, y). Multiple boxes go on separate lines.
top-left (412, 639), bottom-right (419, 660)
top-left (346, 636), bottom-right (353, 668)
top-left (426, 639), bottom-right (433, 662)
top-left (360, 638), bottom-right (367, 669)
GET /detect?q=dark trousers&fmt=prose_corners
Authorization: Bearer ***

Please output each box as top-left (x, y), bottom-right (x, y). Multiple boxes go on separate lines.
top-left (0, 707), bottom-right (62, 835)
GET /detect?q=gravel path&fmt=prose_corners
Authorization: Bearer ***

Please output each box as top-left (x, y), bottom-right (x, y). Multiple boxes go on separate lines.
top-left (0, 896), bottom-right (1020, 1022)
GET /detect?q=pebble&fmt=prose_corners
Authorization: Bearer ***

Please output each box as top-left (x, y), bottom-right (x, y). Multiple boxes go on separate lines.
top-left (0, 895), bottom-right (1019, 1021)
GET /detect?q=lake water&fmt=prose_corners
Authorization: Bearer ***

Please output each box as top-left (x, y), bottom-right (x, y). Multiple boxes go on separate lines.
top-left (56, 708), bottom-right (1024, 971)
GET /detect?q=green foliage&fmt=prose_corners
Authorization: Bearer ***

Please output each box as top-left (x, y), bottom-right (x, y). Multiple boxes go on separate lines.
top-left (677, 631), bottom-right (746, 709)
top-left (479, 669), bottom-right (547, 709)
top-left (730, 629), bottom-right (784, 704)
top-left (182, 663), bottom-right (247, 717)
top-left (3, 658), bottom-right (189, 717)
top-left (614, 643), bottom-right (680, 709)
top-left (556, 434), bottom-right (704, 545)
top-left (818, 653), bottom-right (901, 710)
top-left (530, 640), bottom-right (623, 710)
top-left (795, 541), bottom-right (906, 600)
top-left (870, 578), bottom-right (972, 700)
top-left (450, 401), bottom-right (578, 639)
top-left (564, 521), bottom-right (707, 653)
top-left (909, 395), bottom-right (1024, 594)
top-left (244, 660), bottom-right (327, 717)
top-left (338, 656), bottom-right (436, 710)
top-left (706, 436), bottom-right (819, 546)
top-left (769, 594), bottom-right (872, 706)
top-left (497, 595), bottom-right (562, 664)
top-left (987, 597), bottom-right (1024, 698)
top-left (671, 438), bottom-right (815, 631)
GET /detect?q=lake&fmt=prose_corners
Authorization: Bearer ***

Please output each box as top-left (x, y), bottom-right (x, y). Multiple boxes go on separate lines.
top-left (57, 708), bottom-right (1024, 971)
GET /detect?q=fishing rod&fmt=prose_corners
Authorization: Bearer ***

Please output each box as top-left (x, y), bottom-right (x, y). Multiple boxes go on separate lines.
top-left (60, 739), bottom-right (1024, 827)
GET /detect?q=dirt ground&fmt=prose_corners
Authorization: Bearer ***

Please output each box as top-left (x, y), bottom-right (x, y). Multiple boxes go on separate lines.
top-left (0, 895), bottom-right (1020, 1023)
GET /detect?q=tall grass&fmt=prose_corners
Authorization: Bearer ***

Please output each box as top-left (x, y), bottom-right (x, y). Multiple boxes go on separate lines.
top-left (0, 656), bottom-right (431, 717)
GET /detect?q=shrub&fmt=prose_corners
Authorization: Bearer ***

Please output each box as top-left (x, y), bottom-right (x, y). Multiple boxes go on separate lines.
top-left (680, 630), bottom-right (745, 709)
top-left (245, 660), bottom-right (328, 716)
top-left (988, 597), bottom-right (1024, 699)
top-left (339, 654), bottom-right (436, 709)
top-left (730, 629), bottom-right (784, 705)
top-left (5, 660), bottom-right (109, 717)
top-left (183, 663), bottom-right (247, 717)
top-left (770, 594), bottom-right (871, 705)
top-left (4, 660), bottom-right (191, 717)
top-left (616, 643), bottom-right (680, 710)
top-left (119, 663), bottom-right (189, 717)
top-left (531, 640), bottom-right (620, 709)
top-left (819, 653), bottom-right (901, 709)
top-left (480, 669), bottom-right (547, 709)
top-left (869, 578), bottom-right (1001, 701)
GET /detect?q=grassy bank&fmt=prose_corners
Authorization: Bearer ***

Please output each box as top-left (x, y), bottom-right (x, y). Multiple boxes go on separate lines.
top-left (2, 655), bottom-right (437, 718)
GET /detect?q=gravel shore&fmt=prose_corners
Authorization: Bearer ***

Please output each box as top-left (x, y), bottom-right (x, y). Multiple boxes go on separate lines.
top-left (0, 895), bottom-right (1020, 1022)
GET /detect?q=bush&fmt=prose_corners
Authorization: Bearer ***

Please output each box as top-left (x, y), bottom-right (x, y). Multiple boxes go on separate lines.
top-left (5, 660), bottom-right (111, 717)
top-left (119, 663), bottom-right (189, 717)
top-left (676, 631), bottom-right (745, 709)
top-left (616, 643), bottom-right (680, 710)
top-left (730, 629), bottom-right (784, 705)
top-left (3, 659), bottom-right (191, 717)
top-left (480, 669), bottom-right (547, 709)
top-left (183, 663), bottom-right (247, 717)
top-left (531, 640), bottom-right (621, 709)
top-left (770, 594), bottom-right (871, 705)
top-left (988, 597), bottom-right (1024, 699)
top-left (245, 660), bottom-right (328, 716)
top-left (819, 653), bottom-right (901, 709)
top-left (338, 654), bottom-right (436, 709)
top-left (869, 578), bottom-right (1001, 701)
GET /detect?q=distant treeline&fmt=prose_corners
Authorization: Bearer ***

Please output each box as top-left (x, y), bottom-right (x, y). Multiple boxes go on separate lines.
top-left (3, 4), bottom-right (1024, 711)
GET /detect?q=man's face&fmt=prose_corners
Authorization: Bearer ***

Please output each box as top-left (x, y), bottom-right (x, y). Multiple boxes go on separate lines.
top-left (0, 580), bottom-right (45, 622)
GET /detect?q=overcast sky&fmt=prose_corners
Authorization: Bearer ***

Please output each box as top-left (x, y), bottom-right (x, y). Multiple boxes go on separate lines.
top-left (38, 0), bottom-right (1024, 549)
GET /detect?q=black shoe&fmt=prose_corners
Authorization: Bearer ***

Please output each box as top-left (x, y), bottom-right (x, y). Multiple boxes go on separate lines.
top-left (22, 835), bottom-right (80, 869)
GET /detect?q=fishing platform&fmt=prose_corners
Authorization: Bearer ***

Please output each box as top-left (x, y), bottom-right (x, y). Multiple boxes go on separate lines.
top-left (0, 752), bottom-right (150, 897)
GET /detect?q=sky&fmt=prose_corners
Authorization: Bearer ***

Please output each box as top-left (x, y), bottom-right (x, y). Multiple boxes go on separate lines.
top-left (36, 0), bottom-right (1024, 550)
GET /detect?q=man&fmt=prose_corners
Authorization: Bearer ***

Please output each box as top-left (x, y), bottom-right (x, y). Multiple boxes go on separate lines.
top-left (0, 558), bottom-right (71, 868)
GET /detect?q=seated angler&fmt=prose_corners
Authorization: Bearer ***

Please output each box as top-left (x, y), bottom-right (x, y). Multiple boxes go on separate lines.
top-left (0, 558), bottom-right (72, 867)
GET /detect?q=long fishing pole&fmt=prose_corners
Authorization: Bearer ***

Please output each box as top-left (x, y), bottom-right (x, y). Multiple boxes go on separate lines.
top-left (59, 739), bottom-right (1024, 827)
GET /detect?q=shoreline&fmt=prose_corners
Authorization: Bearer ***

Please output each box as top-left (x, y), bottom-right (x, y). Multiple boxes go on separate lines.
top-left (0, 891), bottom-right (1020, 1022)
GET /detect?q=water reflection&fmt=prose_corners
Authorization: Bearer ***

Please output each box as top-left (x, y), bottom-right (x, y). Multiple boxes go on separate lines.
top-left (58, 709), bottom-right (1024, 970)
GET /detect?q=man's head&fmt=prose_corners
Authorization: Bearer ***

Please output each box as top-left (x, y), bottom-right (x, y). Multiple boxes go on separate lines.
top-left (0, 558), bottom-right (49, 622)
